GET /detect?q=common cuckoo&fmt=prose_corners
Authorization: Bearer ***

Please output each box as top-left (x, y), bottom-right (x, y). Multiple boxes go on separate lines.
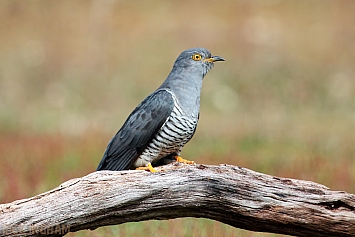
top-left (97, 48), bottom-right (224, 172)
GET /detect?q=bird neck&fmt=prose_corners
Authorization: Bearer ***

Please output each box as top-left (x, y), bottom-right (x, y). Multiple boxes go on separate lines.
top-left (159, 68), bottom-right (204, 117)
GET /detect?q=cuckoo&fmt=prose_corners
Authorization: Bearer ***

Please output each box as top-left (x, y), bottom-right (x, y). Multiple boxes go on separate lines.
top-left (97, 48), bottom-right (224, 172)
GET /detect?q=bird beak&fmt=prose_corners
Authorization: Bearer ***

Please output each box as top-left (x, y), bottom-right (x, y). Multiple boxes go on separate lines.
top-left (203, 56), bottom-right (225, 63)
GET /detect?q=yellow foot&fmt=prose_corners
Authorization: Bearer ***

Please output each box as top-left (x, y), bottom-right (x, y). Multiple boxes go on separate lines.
top-left (175, 156), bottom-right (195, 164)
top-left (136, 163), bottom-right (158, 173)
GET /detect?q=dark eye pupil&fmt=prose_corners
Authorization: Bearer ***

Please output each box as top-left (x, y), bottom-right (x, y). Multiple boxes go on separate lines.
top-left (192, 54), bottom-right (201, 60)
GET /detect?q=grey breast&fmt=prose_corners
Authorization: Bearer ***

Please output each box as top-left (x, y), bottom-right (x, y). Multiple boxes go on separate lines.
top-left (133, 90), bottom-right (198, 168)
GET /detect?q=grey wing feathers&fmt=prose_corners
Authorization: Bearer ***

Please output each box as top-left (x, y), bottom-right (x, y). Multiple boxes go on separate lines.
top-left (96, 89), bottom-right (175, 171)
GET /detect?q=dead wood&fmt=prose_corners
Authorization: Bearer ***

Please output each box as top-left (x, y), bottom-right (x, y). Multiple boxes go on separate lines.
top-left (1, 163), bottom-right (355, 237)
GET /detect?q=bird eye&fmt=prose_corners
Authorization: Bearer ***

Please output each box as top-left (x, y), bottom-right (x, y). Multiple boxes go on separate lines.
top-left (192, 53), bottom-right (202, 61)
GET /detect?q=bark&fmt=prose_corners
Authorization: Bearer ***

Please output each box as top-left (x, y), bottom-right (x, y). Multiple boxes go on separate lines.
top-left (0, 163), bottom-right (355, 237)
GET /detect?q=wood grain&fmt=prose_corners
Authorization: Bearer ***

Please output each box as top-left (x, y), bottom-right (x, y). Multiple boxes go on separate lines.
top-left (1, 163), bottom-right (355, 237)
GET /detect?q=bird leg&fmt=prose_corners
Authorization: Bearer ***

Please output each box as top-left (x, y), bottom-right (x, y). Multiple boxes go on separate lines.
top-left (175, 155), bottom-right (195, 164)
top-left (136, 163), bottom-right (158, 173)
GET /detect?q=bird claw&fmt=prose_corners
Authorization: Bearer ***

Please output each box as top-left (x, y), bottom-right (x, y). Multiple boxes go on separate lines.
top-left (175, 156), bottom-right (195, 164)
top-left (136, 163), bottom-right (158, 172)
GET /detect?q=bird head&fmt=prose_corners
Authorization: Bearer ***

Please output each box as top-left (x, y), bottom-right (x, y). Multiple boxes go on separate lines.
top-left (172, 48), bottom-right (224, 77)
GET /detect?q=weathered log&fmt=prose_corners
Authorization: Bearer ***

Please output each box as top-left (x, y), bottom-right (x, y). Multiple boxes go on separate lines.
top-left (0, 163), bottom-right (354, 237)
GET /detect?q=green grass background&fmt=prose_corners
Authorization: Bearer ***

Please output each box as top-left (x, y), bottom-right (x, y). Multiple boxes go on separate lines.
top-left (1, 1), bottom-right (355, 236)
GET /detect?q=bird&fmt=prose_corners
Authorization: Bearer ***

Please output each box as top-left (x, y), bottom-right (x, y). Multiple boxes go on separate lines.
top-left (97, 48), bottom-right (224, 172)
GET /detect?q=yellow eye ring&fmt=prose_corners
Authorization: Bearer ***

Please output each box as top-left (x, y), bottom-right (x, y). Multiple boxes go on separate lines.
top-left (192, 53), bottom-right (202, 61)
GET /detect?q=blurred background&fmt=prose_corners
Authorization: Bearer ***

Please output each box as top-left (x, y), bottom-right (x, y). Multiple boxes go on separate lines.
top-left (1, 1), bottom-right (355, 236)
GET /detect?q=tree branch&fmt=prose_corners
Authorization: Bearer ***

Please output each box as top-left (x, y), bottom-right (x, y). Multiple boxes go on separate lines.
top-left (1, 163), bottom-right (355, 237)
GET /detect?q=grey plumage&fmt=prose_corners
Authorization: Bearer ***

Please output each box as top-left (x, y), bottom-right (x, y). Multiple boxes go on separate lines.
top-left (97, 48), bottom-right (224, 171)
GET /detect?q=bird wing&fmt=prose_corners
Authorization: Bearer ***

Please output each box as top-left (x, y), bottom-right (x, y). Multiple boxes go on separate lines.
top-left (97, 89), bottom-right (175, 171)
